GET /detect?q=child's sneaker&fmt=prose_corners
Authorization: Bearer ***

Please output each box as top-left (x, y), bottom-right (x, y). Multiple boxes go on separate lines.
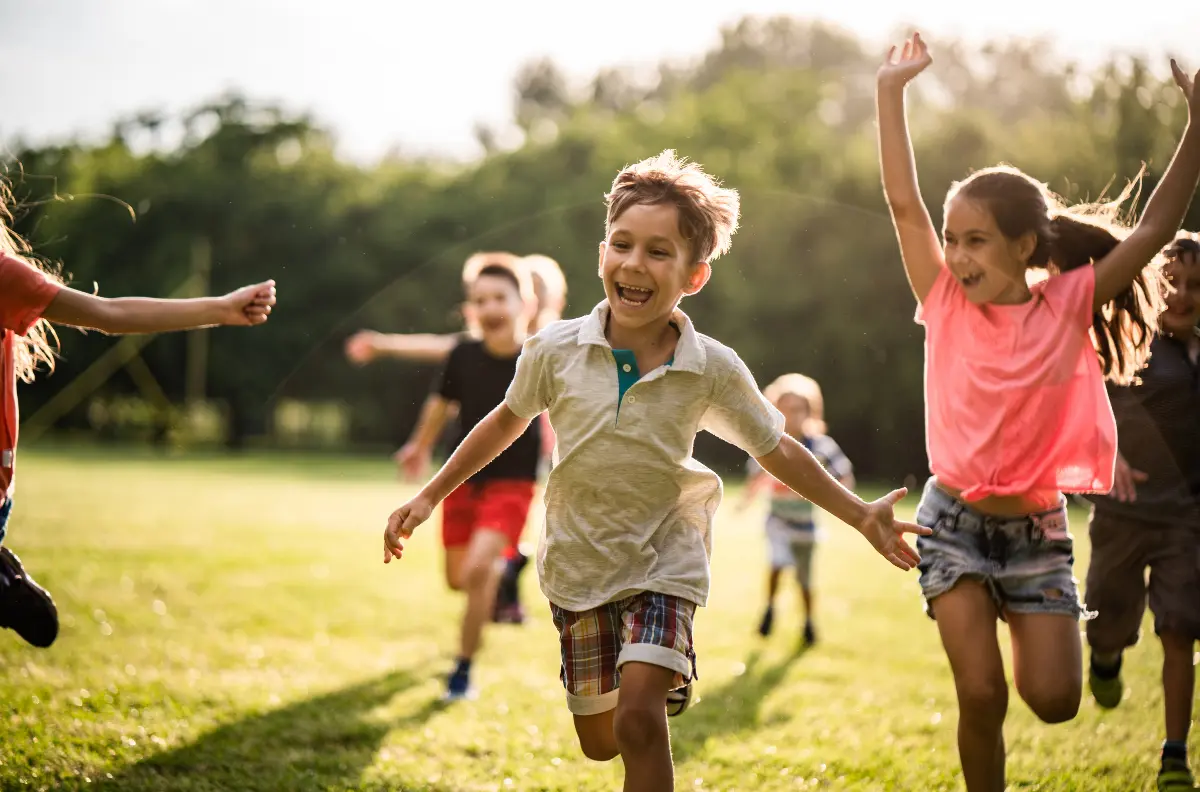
top-left (1157, 758), bottom-right (1195, 791)
top-left (0, 547), bottom-right (59, 648)
top-left (443, 659), bottom-right (476, 702)
top-left (666, 683), bottom-right (692, 717)
top-left (802, 621), bottom-right (817, 647)
top-left (494, 602), bottom-right (525, 625)
top-left (1088, 653), bottom-right (1123, 709)
top-left (757, 605), bottom-right (774, 637)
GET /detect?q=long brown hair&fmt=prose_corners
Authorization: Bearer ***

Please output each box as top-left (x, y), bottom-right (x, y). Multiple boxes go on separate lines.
top-left (948, 165), bottom-right (1165, 385)
top-left (1, 181), bottom-right (63, 383)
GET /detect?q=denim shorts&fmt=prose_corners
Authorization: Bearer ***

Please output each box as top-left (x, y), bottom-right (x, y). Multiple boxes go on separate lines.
top-left (914, 479), bottom-right (1087, 621)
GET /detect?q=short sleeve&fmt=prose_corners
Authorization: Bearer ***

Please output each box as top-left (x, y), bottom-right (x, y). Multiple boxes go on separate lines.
top-left (0, 253), bottom-right (61, 334)
top-left (434, 342), bottom-right (465, 402)
top-left (700, 354), bottom-right (785, 458)
top-left (504, 333), bottom-right (554, 419)
top-left (812, 435), bottom-right (853, 480)
top-left (1039, 266), bottom-right (1095, 329)
top-left (913, 265), bottom-right (956, 327)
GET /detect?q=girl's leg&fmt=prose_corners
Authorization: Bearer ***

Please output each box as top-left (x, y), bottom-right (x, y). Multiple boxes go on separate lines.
top-left (1007, 611), bottom-right (1083, 724)
top-left (931, 581), bottom-right (1008, 792)
top-left (1160, 631), bottom-right (1195, 745)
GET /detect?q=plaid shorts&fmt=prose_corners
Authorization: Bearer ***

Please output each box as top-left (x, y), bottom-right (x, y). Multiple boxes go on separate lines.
top-left (550, 592), bottom-right (697, 716)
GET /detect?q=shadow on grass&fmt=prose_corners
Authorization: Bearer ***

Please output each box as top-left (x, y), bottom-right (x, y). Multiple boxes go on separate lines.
top-left (670, 644), bottom-right (809, 763)
top-left (93, 669), bottom-right (451, 792)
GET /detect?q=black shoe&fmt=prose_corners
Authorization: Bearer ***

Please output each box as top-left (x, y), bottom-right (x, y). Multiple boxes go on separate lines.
top-left (758, 606), bottom-right (774, 637)
top-left (803, 621), bottom-right (817, 647)
top-left (0, 547), bottom-right (59, 648)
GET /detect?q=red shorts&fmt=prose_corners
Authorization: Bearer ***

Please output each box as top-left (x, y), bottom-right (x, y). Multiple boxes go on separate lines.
top-left (441, 479), bottom-right (536, 549)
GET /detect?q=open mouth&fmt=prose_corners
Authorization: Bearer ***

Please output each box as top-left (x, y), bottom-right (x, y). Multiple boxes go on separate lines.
top-left (616, 282), bottom-right (653, 306)
top-left (480, 317), bottom-right (510, 331)
top-left (960, 272), bottom-right (984, 288)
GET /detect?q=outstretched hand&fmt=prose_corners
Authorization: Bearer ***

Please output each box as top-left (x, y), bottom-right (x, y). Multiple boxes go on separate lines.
top-left (855, 488), bottom-right (932, 571)
top-left (345, 330), bottom-right (381, 365)
top-left (1170, 58), bottom-right (1200, 116)
top-left (879, 32), bottom-right (933, 88)
top-left (383, 497), bottom-right (434, 563)
top-left (221, 280), bottom-right (276, 326)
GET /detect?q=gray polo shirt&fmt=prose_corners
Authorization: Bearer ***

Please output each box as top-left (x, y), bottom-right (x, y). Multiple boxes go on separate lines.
top-left (505, 300), bottom-right (785, 611)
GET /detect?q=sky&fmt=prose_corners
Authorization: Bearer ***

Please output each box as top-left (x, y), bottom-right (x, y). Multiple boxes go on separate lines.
top-left (4, 0), bottom-right (1195, 163)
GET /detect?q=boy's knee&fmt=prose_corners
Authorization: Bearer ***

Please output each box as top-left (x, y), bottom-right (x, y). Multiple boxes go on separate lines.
top-left (577, 733), bottom-right (619, 762)
top-left (463, 559), bottom-right (495, 590)
top-left (613, 703), bottom-right (667, 751)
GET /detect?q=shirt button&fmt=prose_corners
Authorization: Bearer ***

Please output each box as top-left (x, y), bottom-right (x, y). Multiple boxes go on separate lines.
top-left (628, 396), bottom-right (636, 404)
top-left (622, 364), bottom-right (632, 372)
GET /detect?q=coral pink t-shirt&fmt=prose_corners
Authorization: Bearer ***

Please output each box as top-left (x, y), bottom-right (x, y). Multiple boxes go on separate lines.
top-left (0, 253), bottom-right (62, 503)
top-left (916, 265), bottom-right (1116, 502)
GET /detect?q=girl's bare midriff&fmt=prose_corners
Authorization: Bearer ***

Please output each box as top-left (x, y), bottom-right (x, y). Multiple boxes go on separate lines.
top-left (933, 478), bottom-right (1064, 516)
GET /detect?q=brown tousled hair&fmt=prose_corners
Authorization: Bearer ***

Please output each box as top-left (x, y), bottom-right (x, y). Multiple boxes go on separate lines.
top-left (948, 165), bottom-right (1165, 385)
top-left (604, 150), bottom-right (740, 264)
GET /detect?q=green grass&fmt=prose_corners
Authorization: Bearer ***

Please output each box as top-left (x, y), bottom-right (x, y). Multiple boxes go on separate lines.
top-left (0, 446), bottom-right (1192, 791)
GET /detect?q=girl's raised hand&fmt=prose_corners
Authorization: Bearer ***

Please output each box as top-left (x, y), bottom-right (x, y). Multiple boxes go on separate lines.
top-left (879, 32), bottom-right (933, 88)
top-left (1171, 58), bottom-right (1200, 116)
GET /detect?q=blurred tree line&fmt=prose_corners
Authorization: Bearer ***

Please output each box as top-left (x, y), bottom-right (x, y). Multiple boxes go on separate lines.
top-left (5, 17), bottom-right (1196, 481)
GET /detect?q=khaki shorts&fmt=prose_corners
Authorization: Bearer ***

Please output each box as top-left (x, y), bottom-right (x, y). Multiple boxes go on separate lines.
top-left (1085, 510), bottom-right (1200, 647)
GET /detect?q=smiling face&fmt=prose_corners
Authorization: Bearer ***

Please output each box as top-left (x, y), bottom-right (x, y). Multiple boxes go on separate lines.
top-left (466, 271), bottom-right (527, 344)
top-left (1161, 243), bottom-right (1200, 338)
top-left (598, 202), bottom-right (710, 334)
top-left (942, 195), bottom-right (1037, 305)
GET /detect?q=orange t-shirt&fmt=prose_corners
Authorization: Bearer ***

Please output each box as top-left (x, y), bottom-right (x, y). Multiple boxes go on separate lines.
top-left (917, 264), bottom-right (1116, 501)
top-left (0, 253), bottom-right (62, 502)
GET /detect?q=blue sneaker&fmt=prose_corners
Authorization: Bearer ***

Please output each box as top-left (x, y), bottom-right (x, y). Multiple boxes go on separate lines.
top-left (444, 660), bottom-right (476, 702)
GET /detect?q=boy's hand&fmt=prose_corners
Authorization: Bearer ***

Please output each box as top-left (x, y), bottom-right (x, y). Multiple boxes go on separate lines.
top-left (1110, 453), bottom-right (1148, 503)
top-left (878, 32), bottom-right (932, 88)
top-left (393, 442), bottom-right (430, 481)
top-left (221, 280), bottom-right (276, 326)
top-left (855, 488), bottom-right (931, 571)
top-left (345, 330), bottom-right (381, 365)
top-left (384, 498), bottom-right (434, 563)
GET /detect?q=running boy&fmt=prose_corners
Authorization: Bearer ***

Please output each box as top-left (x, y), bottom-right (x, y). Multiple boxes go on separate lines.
top-left (743, 373), bottom-right (854, 646)
top-left (382, 150), bottom-right (927, 792)
top-left (395, 253), bottom-right (541, 700)
top-left (1084, 233), bottom-right (1200, 792)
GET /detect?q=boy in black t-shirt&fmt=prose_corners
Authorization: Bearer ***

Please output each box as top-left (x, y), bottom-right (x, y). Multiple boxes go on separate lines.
top-left (1084, 234), bottom-right (1200, 791)
top-left (397, 255), bottom-right (541, 700)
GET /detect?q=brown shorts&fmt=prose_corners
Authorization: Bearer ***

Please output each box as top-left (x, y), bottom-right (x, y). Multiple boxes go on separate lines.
top-left (1084, 510), bottom-right (1200, 647)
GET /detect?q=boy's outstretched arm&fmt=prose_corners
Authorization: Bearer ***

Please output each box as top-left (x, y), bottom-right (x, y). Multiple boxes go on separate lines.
top-left (755, 435), bottom-right (930, 570)
top-left (384, 404), bottom-right (531, 562)
top-left (345, 330), bottom-right (457, 365)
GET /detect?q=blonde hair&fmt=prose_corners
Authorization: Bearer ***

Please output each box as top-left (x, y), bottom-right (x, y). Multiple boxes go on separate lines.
top-left (521, 254), bottom-right (567, 330)
top-left (605, 150), bottom-right (740, 263)
top-left (0, 182), bottom-right (62, 383)
top-left (763, 373), bottom-right (826, 436)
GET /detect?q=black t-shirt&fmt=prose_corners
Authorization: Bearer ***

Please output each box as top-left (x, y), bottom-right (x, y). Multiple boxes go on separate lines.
top-left (1088, 332), bottom-right (1200, 523)
top-left (435, 339), bottom-right (541, 482)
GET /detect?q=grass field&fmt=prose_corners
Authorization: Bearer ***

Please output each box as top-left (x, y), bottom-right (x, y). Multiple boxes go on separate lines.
top-left (0, 446), bottom-right (1193, 791)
